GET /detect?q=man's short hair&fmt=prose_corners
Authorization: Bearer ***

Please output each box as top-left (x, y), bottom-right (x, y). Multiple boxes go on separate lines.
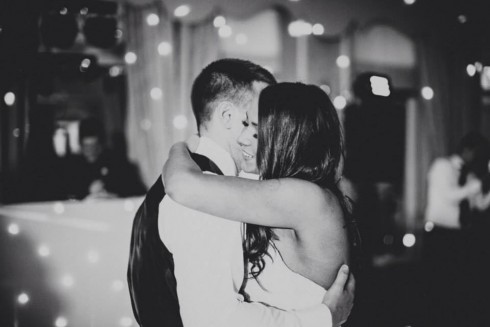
top-left (458, 131), bottom-right (488, 154)
top-left (79, 117), bottom-right (105, 144)
top-left (191, 58), bottom-right (276, 131)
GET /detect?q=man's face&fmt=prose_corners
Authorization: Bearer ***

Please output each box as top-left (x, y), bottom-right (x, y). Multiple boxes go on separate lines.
top-left (81, 136), bottom-right (102, 163)
top-left (237, 100), bottom-right (259, 174)
top-left (228, 82), bottom-right (266, 174)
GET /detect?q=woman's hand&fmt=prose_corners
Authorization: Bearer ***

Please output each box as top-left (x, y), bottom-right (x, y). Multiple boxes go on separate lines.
top-left (162, 136), bottom-right (199, 189)
top-left (162, 142), bottom-right (187, 188)
top-left (162, 142), bottom-right (202, 202)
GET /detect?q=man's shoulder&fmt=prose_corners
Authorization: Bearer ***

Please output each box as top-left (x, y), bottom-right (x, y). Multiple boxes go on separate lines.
top-left (190, 152), bottom-right (223, 176)
top-left (430, 157), bottom-right (453, 171)
top-left (428, 157), bottom-right (458, 181)
top-left (433, 156), bottom-right (450, 165)
top-left (159, 196), bottom-right (240, 229)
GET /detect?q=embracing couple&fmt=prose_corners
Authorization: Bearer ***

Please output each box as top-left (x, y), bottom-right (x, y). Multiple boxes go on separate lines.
top-left (128, 58), bottom-right (359, 327)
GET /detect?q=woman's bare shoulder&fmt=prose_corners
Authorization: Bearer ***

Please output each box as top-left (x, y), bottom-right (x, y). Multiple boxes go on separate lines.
top-left (279, 178), bottom-right (345, 229)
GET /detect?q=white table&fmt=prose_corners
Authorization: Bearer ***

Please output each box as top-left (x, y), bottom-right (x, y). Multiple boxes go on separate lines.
top-left (0, 197), bottom-right (144, 327)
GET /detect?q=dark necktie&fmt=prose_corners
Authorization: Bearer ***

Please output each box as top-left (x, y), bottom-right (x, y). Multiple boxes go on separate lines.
top-left (458, 164), bottom-right (471, 229)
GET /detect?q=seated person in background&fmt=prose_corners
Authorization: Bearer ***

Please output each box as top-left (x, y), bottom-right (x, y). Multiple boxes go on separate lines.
top-left (64, 117), bottom-right (146, 200)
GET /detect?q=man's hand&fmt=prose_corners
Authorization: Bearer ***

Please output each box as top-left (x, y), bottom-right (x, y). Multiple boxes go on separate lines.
top-left (466, 178), bottom-right (482, 196)
top-left (322, 265), bottom-right (355, 326)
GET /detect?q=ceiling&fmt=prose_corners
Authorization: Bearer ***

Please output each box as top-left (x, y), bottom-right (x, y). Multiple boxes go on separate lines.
top-left (112, 0), bottom-right (489, 40)
top-left (115, 0), bottom-right (421, 36)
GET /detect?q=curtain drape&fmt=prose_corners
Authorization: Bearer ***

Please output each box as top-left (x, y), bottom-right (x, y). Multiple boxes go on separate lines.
top-left (124, 3), bottom-right (175, 187)
top-left (124, 4), bottom-right (219, 187)
top-left (404, 34), bottom-right (481, 232)
top-left (173, 18), bottom-right (220, 136)
top-left (399, 36), bottom-right (451, 233)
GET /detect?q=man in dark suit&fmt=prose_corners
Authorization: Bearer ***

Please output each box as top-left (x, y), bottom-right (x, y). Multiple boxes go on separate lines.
top-left (128, 59), bottom-right (355, 327)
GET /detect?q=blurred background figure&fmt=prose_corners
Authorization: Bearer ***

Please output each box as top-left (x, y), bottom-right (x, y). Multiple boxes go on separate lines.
top-left (64, 117), bottom-right (146, 200)
top-left (423, 132), bottom-right (488, 326)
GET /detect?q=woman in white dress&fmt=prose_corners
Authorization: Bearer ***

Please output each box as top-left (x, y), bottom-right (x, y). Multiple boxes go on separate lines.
top-left (163, 82), bottom-right (359, 312)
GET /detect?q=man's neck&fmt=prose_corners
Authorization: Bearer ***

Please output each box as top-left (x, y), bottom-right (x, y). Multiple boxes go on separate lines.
top-left (196, 134), bottom-right (237, 176)
top-left (200, 129), bottom-right (228, 151)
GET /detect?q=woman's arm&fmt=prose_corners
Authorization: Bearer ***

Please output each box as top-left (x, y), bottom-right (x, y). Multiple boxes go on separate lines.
top-left (163, 142), bottom-right (336, 230)
top-left (473, 190), bottom-right (490, 211)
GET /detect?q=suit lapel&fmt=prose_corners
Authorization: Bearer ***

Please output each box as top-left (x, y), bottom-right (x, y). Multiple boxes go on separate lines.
top-left (127, 153), bottom-right (223, 327)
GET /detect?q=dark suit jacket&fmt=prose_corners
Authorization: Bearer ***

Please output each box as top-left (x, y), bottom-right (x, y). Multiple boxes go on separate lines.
top-left (127, 153), bottom-right (223, 327)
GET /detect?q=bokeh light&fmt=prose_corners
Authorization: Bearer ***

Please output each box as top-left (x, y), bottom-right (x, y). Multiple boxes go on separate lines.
top-left (146, 13), bottom-right (159, 26)
top-left (173, 115), bottom-right (188, 130)
top-left (336, 55), bottom-right (351, 68)
top-left (402, 233), bottom-right (416, 247)
top-left (38, 244), bottom-right (51, 257)
top-left (53, 202), bottom-right (65, 214)
top-left (312, 23), bottom-right (324, 35)
top-left (8, 223), bottom-right (20, 235)
top-left (424, 221), bottom-right (434, 232)
top-left (333, 96), bottom-right (347, 110)
top-left (288, 20), bottom-right (312, 37)
top-left (124, 52), bottom-right (137, 65)
top-left (421, 86), bottom-right (434, 100)
top-left (174, 5), bottom-right (190, 17)
top-left (218, 25), bottom-right (232, 38)
top-left (213, 16), bottom-right (226, 28)
top-left (17, 292), bottom-right (29, 305)
top-left (55, 317), bottom-right (68, 327)
top-left (158, 42), bottom-right (172, 56)
top-left (150, 87), bottom-right (163, 100)
top-left (4, 92), bottom-right (15, 106)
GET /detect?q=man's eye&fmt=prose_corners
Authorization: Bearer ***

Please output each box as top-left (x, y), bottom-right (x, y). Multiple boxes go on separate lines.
top-left (242, 121), bottom-right (249, 127)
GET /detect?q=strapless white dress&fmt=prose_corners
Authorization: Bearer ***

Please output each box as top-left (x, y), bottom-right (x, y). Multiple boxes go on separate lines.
top-left (244, 244), bottom-right (326, 310)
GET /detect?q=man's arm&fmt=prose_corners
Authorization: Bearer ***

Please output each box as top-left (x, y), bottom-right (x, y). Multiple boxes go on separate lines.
top-left (175, 243), bottom-right (352, 327)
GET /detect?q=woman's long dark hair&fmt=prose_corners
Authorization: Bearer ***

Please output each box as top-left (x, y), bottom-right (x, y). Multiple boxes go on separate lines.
top-left (244, 82), bottom-right (361, 277)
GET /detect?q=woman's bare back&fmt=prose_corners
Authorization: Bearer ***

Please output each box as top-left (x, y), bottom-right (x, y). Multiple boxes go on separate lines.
top-left (271, 189), bottom-right (349, 290)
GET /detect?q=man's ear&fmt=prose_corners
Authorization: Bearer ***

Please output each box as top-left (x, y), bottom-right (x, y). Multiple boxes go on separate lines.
top-left (216, 101), bottom-right (235, 129)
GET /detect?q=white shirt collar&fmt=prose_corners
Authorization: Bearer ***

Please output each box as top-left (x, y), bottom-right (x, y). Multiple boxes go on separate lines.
top-left (196, 136), bottom-right (237, 176)
top-left (238, 171), bottom-right (260, 180)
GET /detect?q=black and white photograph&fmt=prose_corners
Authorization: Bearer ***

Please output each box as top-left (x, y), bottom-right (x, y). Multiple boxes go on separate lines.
top-left (1, 0), bottom-right (490, 326)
